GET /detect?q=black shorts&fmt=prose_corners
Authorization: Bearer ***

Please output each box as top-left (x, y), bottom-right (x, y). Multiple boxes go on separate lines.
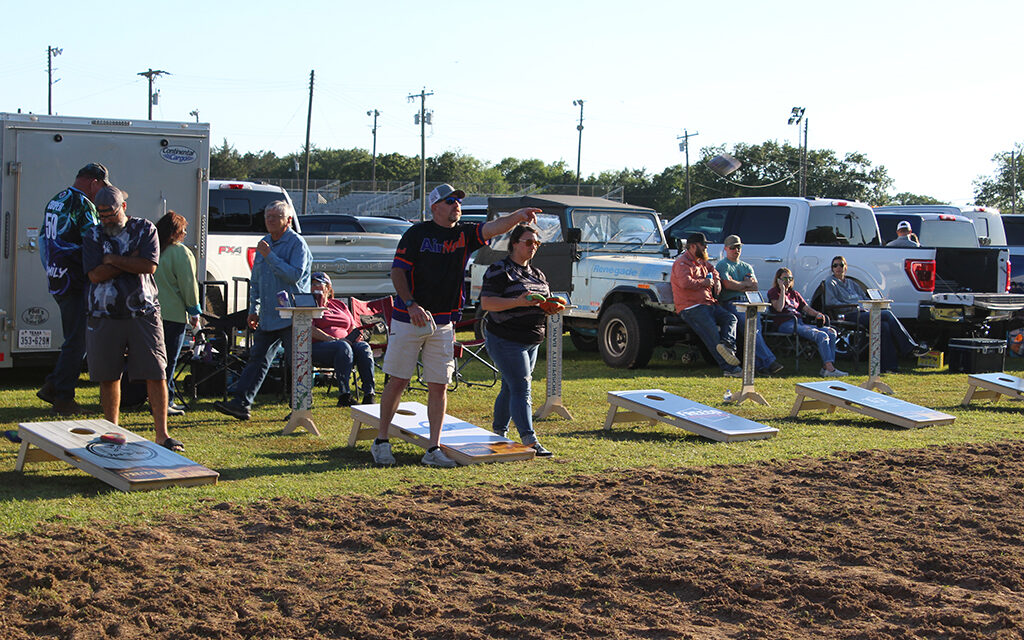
top-left (86, 314), bottom-right (167, 382)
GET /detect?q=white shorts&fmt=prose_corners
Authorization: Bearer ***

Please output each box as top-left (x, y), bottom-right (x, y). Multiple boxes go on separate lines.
top-left (382, 320), bottom-right (455, 384)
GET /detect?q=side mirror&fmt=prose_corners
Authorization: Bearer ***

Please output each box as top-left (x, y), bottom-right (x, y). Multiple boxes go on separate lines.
top-left (566, 227), bottom-right (582, 244)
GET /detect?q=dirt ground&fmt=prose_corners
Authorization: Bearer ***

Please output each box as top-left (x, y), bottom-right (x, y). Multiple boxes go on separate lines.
top-left (2, 441), bottom-right (1024, 639)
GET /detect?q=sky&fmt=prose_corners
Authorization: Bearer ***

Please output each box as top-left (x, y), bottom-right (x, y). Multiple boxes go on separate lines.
top-left (3, 0), bottom-right (1022, 207)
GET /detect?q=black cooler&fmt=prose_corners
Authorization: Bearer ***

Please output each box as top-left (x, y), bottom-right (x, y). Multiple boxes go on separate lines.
top-left (946, 338), bottom-right (1006, 373)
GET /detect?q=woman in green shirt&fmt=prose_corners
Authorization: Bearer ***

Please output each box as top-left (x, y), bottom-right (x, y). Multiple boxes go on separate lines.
top-left (155, 212), bottom-right (201, 415)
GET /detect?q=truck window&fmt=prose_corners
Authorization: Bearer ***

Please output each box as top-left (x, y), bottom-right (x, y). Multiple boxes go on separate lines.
top-left (730, 206), bottom-right (788, 244)
top-left (1004, 217), bottom-right (1024, 245)
top-left (209, 191), bottom-right (285, 233)
top-left (665, 205), bottom-right (730, 245)
top-left (804, 205), bottom-right (879, 246)
top-left (919, 220), bottom-right (978, 247)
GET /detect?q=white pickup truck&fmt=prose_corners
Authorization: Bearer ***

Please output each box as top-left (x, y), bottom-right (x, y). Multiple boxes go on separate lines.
top-left (663, 197), bottom-right (1024, 342)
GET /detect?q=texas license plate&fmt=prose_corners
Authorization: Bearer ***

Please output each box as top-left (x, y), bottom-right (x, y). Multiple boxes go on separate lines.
top-left (18, 329), bottom-right (51, 349)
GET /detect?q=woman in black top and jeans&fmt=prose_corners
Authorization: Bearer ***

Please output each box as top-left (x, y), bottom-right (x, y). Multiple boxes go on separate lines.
top-left (480, 224), bottom-right (560, 457)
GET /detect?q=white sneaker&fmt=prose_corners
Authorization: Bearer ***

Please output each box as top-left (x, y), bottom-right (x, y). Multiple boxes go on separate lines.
top-left (422, 447), bottom-right (457, 468)
top-left (716, 343), bottom-right (740, 366)
top-left (371, 441), bottom-right (396, 465)
top-left (820, 367), bottom-right (849, 378)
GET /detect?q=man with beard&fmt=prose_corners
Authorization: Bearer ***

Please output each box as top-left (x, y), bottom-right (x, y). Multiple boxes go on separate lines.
top-left (82, 186), bottom-right (182, 451)
top-left (37, 163), bottom-right (107, 415)
top-left (671, 232), bottom-right (741, 377)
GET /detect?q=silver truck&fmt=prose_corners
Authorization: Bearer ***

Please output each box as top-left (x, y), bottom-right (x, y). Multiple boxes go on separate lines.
top-left (0, 113), bottom-right (210, 369)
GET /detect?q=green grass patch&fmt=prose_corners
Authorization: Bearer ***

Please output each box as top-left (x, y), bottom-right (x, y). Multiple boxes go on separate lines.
top-left (1, 343), bottom-right (1023, 535)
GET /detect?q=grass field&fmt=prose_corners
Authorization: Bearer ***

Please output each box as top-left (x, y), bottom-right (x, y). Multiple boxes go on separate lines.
top-left (2, 341), bottom-right (1023, 535)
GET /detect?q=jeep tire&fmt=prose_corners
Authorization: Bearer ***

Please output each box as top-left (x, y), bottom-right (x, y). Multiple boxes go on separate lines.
top-left (598, 303), bottom-right (656, 369)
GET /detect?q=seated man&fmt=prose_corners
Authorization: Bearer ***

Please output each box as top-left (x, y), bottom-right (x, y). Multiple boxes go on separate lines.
top-left (310, 272), bottom-right (375, 406)
top-left (715, 235), bottom-right (783, 375)
top-left (671, 232), bottom-right (741, 377)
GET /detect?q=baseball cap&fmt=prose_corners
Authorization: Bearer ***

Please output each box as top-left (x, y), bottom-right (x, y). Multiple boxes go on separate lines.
top-left (77, 162), bottom-right (111, 185)
top-left (686, 232), bottom-right (708, 246)
top-left (311, 271), bottom-right (331, 286)
top-left (427, 183), bottom-right (466, 207)
top-left (93, 186), bottom-right (128, 211)
top-left (723, 234), bottom-right (742, 247)
top-left (896, 220), bottom-right (912, 231)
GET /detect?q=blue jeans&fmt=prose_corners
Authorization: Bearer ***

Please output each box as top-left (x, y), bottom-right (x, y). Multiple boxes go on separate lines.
top-left (47, 291), bottom-right (88, 401)
top-left (778, 319), bottom-right (837, 367)
top-left (679, 304), bottom-right (738, 371)
top-left (233, 327), bottom-right (291, 408)
top-left (723, 300), bottom-right (777, 371)
top-left (163, 320), bottom-right (187, 401)
top-left (312, 339), bottom-right (375, 396)
top-left (484, 329), bottom-right (540, 445)
top-left (841, 309), bottom-right (919, 372)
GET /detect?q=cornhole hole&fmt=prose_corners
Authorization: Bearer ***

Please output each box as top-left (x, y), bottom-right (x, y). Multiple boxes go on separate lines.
top-left (790, 381), bottom-right (955, 429)
top-left (962, 372), bottom-right (1024, 406)
top-left (347, 402), bottom-right (536, 465)
top-left (603, 389), bottom-right (778, 442)
top-left (14, 419), bottom-right (218, 492)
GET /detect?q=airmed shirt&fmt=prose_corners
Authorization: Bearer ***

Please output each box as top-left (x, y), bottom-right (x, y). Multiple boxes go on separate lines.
top-left (40, 186), bottom-right (100, 296)
top-left (391, 221), bottom-right (486, 326)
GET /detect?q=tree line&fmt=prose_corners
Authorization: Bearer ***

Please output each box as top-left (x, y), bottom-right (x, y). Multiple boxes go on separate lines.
top-left (211, 138), bottom-right (977, 214)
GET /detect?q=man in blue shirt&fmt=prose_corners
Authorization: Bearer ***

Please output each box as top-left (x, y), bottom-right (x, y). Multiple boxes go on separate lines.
top-left (37, 163), bottom-right (106, 415)
top-left (214, 200), bottom-right (311, 420)
top-left (715, 235), bottom-right (783, 375)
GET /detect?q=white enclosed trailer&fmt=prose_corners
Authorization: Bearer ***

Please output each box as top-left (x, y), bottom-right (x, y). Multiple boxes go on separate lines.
top-left (0, 113), bottom-right (210, 368)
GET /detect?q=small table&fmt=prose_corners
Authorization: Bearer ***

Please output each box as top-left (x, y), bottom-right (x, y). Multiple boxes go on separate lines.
top-left (278, 305), bottom-right (325, 436)
top-left (730, 301), bottom-right (770, 406)
top-left (534, 306), bottom-right (573, 421)
top-left (858, 297), bottom-right (893, 395)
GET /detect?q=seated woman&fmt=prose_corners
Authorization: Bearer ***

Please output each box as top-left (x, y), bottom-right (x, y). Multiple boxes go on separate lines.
top-left (767, 268), bottom-right (847, 378)
top-left (825, 255), bottom-right (928, 373)
top-left (310, 272), bottom-right (376, 406)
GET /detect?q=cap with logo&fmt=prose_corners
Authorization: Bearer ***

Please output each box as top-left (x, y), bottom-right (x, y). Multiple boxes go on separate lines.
top-left (896, 220), bottom-right (912, 231)
top-left (76, 162), bottom-right (112, 185)
top-left (427, 183), bottom-right (467, 208)
top-left (723, 234), bottom-right (742, 247)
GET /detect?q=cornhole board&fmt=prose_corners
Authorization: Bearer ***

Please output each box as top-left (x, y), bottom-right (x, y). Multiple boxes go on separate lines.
top-left (347, 402), bottom-right (536, 465)
top-left (962, 372), bottom-right (1024, 406)
top-left (14, 419), bottom-right (219, 492)
top-left (604, 389), bottom-right (778, 442)
top-left (791, 381), bottom-right (955, 429)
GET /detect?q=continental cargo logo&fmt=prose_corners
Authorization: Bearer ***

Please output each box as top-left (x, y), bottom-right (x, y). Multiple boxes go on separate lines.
top-left (160, 145), bottom-right (198, 164)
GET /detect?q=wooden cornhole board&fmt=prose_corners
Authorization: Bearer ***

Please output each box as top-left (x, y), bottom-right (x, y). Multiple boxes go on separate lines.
top-left (14, 419), bottom-right (219, 492)
top-left (962, 372), bottom-right (1024, 406)
top-left (791, 381), bottom-right (955, 429)
top-left (348, 401), bottom-right (536, 465)
top-left (604, 389), bottom-right (778, 442)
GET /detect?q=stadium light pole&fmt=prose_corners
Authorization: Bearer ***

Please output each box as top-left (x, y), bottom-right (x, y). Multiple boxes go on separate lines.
top-left (788, 107), bottom-right (807, 196)
top-left (47, 45), bottom-right (62, 115)
top-left (573, 99), bottom-right (585, 196)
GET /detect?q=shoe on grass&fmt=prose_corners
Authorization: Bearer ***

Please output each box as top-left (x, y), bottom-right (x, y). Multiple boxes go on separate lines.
top-left (716, 343), bottom-right (740, 366)
top-left (167, 404), bottom-right (185, 417)
top-left (213, 399), bottom-right (250, 420)
top-left (337, 393), bottom-right (355, 407)
top-left (723, 367), bottom-right (742, 378)
top-left (531, 442), bottom-right (554, 457)
top-left (768, 361), bottom-right (784, 375)
top-left (422, 447), bottom-right (456, 468)
top-left (52, 398), bottom-right (82, 416)
top-left (36, 381), bottom-right (56, 405)
top-left (911, 344), bottom-right (930, 358)
top-left (371, 440), bottom-right (396, 466)
top-left (820, 367), bottom-right (848, 378)
top-left (361, 392), bottom-right (376, 405)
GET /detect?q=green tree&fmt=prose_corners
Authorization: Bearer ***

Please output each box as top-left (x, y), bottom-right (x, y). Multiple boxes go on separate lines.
top-left (210, 139), bottom-right (248, 179)
top-left (974, 150), bottom-right (1022, 209)
top-left (880, 192), bottom-right (945, 205)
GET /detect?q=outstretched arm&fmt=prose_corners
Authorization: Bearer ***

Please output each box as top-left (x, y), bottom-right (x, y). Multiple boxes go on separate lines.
top-left (480, 208), bottom-right (541, 241)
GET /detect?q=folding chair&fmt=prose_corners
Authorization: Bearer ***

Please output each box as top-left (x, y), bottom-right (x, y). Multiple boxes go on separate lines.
top-left (182, 309), bottom-right (251, 403)
top-left (450, 315), bottom-right (499, 390)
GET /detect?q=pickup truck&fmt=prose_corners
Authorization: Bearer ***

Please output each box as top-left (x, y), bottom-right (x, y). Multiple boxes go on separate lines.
top-left (468, 194), bottom-right (696, 369)
top-left (663, 197), bottom-right (1024, 343)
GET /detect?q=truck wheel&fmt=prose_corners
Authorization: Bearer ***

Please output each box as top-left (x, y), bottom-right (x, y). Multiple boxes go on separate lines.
top-left (570, 330), bottom-right (598, 352)
top-left (598, 303), bottom-right (655, 369)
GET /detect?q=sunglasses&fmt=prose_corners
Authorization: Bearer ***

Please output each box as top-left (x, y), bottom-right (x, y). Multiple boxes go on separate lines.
top-left (444, 197), bottom-right (462, 205)
top-left (780, 276), bottom-right (794, 282)
top-left (519, 239), bottom-right (542, 247)
top-left (832, 263), bottom-right (845, 268)
top-left (96, 206), bottom-right (116, 215)
top-left (727, 244), bottom-right (742, 250)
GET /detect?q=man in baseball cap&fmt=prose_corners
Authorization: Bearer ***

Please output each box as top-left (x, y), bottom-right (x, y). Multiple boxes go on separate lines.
top-left (427, 183), bottom-right (467, 208)
top-left (886, 220), bottom-right (920, 247)
top-left (76, 162), bottom-right (112, 186)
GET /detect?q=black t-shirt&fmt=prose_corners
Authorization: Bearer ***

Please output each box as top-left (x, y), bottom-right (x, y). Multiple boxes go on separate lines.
top-left (480, 257), bottom-right (550, 345)
top-left (392, 220), bottom-right (486, 325)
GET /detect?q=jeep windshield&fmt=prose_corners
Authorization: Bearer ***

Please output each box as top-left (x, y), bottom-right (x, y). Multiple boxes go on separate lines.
top-left (570, 208), bottom-right (665, 250)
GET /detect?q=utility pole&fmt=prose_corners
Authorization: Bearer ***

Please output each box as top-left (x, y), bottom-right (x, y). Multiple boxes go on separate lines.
top-left (408, 88), bottom-right (433, 221)
top-left (302, 70), bottom-right (314, 215)
top-left (573, 99), bottom-right (585, 196)
top-left (677, 129), bottom-right (699, 210)
top-left (137, 68), bottom-right (170, 120)
top-left (47, 45), bottom-right (62, 115)
top-left (1012, 149), bottom-right (1018, 216)
top-left (788, 107), bottom-right (807, 197)
top-left (801, 117), bottom-right (809, 197)
top-left (189, 109), bottom-right (199, 123)
top-left (367, 109), bottom-right (380, 192)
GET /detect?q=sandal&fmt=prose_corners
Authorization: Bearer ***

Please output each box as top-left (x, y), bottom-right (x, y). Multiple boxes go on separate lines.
top-left (159, 437), bottom-right (185, 453)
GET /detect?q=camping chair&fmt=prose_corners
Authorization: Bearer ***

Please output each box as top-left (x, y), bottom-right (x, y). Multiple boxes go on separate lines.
top-left (450, 314), bottom-right (499, 390)
top-left (181, 308), bottom-right (251, 403)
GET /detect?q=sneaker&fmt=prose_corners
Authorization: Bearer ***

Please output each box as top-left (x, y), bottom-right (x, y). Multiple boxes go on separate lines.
top-left (337, 393), bottom-right (355, 407)
top-left (167, 404), bottom-right (185, 417)
top-left (213, 399), bottom-right (251, 421)
top-left (716, 343), bottom-right (740, 366)
top-left (911, 344), bottom-right (930, 358)
top-left (371, 441), bottom-right (396, 466)
top-left (723, 367), bottom-right (743, 378)
top-left (768, 361), bottom-right (785, 375)
top-left (36, 381), bottom-right (56, 405)
top-left (169, 401), bottom-right (187, 413)
top-left (820, 367), bottom-right (849, 378)
top-left (422, 447), bottom-right (457, 468)
top-left (360, 392), bottom-right (376, 405)
top-left (52, 398), bottom-right (82, 416)
top-left (531, 442), bottom-right (554, 457)
top-left (493, 428), bottom-right (508, 439)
